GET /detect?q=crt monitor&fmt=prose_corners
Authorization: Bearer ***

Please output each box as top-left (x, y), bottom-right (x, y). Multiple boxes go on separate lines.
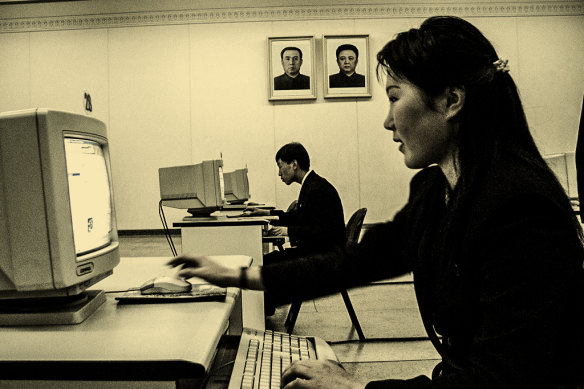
top-left (223, 168), bottom-right (251, 205)
top-left (158, 159), bottom-right (225, 217)
top-left (576, 95), bottom-right (584, 222)
top-left (0, 108), bottom-right (120, 325)
top-left (543, 152), bottom-right (578, 200)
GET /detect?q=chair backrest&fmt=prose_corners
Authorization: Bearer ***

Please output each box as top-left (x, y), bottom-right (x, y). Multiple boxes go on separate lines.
top-left (346, 208), bottom-right (367, 246)
top-left (286, 200), bottom-right (298, 213)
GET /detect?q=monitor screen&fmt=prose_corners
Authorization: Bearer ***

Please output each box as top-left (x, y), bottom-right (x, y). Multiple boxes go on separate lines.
top-left (65, 138), bottom-right (113, 256)
top-left (0, 108), bottom-right (120, 325)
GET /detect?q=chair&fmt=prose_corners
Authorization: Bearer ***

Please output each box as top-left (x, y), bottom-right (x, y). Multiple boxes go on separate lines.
top-left (284, 208), bottom-right (368, 340)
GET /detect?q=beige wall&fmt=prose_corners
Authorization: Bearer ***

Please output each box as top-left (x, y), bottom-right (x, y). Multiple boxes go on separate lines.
top-left (1, 2), bottom-right (583, 229)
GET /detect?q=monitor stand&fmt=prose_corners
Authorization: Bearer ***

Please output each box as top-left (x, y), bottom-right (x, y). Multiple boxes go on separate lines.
top-left (187, 207), bottom-right (222, 218)
top-left (0, 290), bottom-right (106, 326)
top-left (223, 203), bottom-right (247, 210)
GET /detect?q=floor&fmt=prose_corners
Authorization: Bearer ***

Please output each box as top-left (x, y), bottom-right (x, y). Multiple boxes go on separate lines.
top-left (119, 233), bottom-right (441, 384)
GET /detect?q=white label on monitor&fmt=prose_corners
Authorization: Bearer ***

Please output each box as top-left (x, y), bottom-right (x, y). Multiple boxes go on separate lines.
top-left (64, 138), bottom-right (112, 258)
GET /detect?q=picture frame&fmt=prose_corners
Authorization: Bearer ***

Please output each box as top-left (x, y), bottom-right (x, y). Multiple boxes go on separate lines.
top-left (323, 34), bottom-right (371, 99)
top-left (268, 36), bottom-right (316, 101)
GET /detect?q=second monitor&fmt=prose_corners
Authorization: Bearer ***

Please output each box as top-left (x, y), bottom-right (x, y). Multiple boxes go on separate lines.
top-left (223, 168), bottom-right (251, 205)
top-left (159, 159), bottom-right (225, 217)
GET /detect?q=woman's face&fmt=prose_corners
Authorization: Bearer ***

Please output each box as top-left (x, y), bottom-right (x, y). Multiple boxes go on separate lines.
top-left (383, 75), bottom-right (456, 170)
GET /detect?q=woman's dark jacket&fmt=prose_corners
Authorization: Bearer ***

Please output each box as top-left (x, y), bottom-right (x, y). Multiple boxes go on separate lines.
top-left (262, 162), bottom-right (584, 388)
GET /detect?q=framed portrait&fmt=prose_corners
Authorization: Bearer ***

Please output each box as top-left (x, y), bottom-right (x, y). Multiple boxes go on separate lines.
top-left (323, 34), bottom-right (371, 99)
top-left (268, 36), bottom-right (316, 101)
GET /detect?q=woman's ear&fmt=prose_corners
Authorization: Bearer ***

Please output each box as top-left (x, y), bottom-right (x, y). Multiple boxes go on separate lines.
top-left (445, 86), bottom-right (466, 121)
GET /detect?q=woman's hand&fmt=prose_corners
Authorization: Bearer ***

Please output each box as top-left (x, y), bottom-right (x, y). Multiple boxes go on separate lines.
top-left (281, 360), bottom-right (366, 389)
top-left (244, 207), bottom-right (270, 216)
top-left (167, 254), bottom-right (239, 287)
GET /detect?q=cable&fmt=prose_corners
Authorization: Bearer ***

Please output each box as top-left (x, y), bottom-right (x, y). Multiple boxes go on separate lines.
top-left (104, 288), bottom-right (140, 294)
top-left (159, 199), bottom-right (177, 257)
top-left (209, 360), bottom-right (235, 373)
top-left (328, 336), bottom-right (430, 345)
top-left (159, 199), bottom-right (177, 256)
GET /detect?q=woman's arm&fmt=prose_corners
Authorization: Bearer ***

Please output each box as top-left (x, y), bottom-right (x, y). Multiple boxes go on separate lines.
top-left (167, 255), bottom-right (265, 290)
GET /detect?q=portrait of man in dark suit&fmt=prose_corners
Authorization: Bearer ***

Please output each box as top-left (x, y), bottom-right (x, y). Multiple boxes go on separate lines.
top-left (273, 47), bottom-right (310, 90)
top-left (329, 43), bottom-right (365, 88)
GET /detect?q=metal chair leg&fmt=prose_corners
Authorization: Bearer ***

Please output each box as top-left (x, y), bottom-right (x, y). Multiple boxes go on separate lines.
top-left (340, 290), bottom-right (365, 341)
top-left (285, 300), bottom-right (302, 334)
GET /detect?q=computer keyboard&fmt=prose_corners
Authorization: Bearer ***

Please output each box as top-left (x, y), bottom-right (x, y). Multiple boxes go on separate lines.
top-left (228, 328), bottom-right (339, 389)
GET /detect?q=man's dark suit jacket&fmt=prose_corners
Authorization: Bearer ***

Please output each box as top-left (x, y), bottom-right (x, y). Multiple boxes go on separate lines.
top-left (329, 72), bottom-right (365, 88)
top-left (274, 73), bottom-right (310, 90)
top-left (271, 171), bottom-right (345, 252)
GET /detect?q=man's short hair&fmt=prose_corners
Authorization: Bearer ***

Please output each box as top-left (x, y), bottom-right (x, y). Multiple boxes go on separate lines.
top-left (276, 142), bottom-right (310, 171)
top-left (280, 47), bottom-right (303, 60)
top-left (336, 44), bottom-right (359, 60)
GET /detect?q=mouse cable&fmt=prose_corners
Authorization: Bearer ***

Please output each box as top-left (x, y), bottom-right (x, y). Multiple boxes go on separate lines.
top-left (104, 287), bottom-right (140, 294)
top-left (198, 360), bottom-right (235, 388)
top-left (207, 360), bottom-right (236, 375)
top-left (159, 199), bottom-right (178, 257)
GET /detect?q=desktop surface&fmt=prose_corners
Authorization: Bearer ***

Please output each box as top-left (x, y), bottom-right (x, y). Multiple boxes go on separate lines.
top-left (176, 217), bottom-right (276, 226)
top-left (0, 256), bottom-right (251, 383)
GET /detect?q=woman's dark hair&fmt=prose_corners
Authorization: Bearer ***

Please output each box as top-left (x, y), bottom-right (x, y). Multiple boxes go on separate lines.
top-left (376, 16), bottom-right (581, 238)
top-left (276, 142), bottom-right (310, 171)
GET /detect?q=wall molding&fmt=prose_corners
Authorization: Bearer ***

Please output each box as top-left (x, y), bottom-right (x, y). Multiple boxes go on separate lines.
top-left (1, 2), bottom-right (583, 33)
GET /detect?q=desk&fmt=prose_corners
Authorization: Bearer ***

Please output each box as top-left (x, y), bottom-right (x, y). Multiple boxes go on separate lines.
top-left (0, 255), bottom-right (251, 389)
top-left (175, 217), bottom-right (277, 331)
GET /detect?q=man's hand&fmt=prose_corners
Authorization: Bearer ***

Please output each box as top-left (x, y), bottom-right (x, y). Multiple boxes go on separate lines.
top-left (281, 360), bottom-right (366, 389)
top-left (268, 226), bottom-right (288, 236)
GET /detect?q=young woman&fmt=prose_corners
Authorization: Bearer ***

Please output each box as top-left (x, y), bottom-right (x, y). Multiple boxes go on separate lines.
top-left (169, 16), bottom-right (584, 389)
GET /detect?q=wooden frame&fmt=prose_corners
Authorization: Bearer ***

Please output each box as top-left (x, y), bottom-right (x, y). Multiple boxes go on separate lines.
top-left (268, 36), bottom-right (316, 101)
top-left (323, 34), bottom-right (371, 99)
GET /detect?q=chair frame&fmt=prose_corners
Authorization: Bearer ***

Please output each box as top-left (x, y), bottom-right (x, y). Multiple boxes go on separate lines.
top-left (284, 208), bottom-right (367, 340)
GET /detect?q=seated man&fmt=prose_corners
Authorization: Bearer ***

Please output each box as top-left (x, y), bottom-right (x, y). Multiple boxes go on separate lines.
top-left (248, 142), bottom-right (346, 315)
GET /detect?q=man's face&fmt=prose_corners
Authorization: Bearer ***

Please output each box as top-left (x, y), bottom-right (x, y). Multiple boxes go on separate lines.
top-left (337, 49), bottom-right (358, 75)
top-left (277, 159), bottom-right (296, 185)
top-left (281, 49), bottom-right (302, 77)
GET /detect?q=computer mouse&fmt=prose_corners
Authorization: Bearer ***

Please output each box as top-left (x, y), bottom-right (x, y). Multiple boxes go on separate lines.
top-left (140, 276), bottom-right (192, 295)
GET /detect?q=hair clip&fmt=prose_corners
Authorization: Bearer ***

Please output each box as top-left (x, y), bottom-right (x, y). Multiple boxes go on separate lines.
top-left (493, 59), bottom-right (510, 73)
